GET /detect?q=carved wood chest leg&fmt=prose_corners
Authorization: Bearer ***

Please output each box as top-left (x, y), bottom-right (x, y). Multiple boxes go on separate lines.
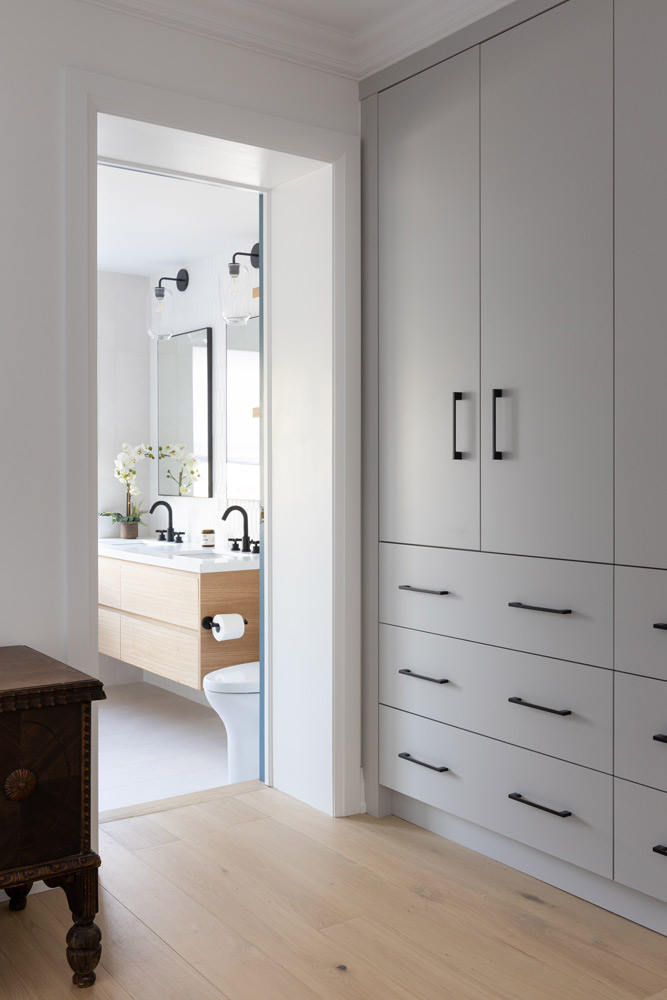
top-left (4, 881), bottom-right (33, 910)
top-left (45, 868), bottom-right (102, 988)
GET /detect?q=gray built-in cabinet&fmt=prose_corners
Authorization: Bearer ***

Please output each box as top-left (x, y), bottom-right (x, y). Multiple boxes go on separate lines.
top-left (369, 0), bottom-right (667, 925)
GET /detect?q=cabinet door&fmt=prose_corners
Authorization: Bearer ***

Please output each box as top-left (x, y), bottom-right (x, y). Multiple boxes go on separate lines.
top-left (378, 47), bottom-right (480, 549)
top-left (615, 1), bottom-right (667, 568)
top-left (480, 0), bottom-right (613, 562)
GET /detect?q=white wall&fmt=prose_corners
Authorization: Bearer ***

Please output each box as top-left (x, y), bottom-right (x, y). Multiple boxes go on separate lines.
top-left (0, 0), bottom-right (358, 663)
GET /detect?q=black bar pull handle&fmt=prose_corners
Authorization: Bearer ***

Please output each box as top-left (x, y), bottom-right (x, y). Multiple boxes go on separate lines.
top-left (492, 388), bottom-right (504, 460)
top-left (653, 845), bottom-right (667, 857)
top-left (653, 734), bottom-right (667, 744)
top-left (453, 391), bottom-right (463, 460)
top-left (508, 601), bottom-right (572, 616)
top-left (508, 792), bottom-right (571, 818)
top-left (399, 585), bottom-right (449, 596)
top-left (653, 623), bottom-right (667, 631)
top-left (398, 752), bottom-right (449, 773)
top-left (508, 696), bottom-right (572, 717)
top-left (399, 668), bottom-right (449, 685)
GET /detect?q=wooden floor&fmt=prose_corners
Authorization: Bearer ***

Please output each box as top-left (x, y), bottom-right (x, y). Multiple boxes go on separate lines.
top-left (2, 782), bottom-right (667, 1000)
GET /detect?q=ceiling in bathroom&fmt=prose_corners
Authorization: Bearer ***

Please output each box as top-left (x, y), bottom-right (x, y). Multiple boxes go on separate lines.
top-left (77, 0), bottom-right (518, 79)
top-left (97, 165), bottom-right (260, 276)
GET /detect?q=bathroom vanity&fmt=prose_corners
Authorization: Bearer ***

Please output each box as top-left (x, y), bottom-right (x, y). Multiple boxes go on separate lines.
top-left (98, 541), bottom-right (260, 689)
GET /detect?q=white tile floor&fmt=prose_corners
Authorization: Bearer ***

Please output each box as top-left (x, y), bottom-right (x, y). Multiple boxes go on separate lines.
top-left (97, 682), bottom-right (229, 812)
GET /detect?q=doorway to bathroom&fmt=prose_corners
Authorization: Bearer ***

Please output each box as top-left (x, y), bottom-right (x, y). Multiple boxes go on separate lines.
top-left (95, 115), bottom-right (267, 812)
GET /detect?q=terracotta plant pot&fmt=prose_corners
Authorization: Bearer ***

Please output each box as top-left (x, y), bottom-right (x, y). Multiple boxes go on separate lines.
top-left (119, 521), bottom-right (139, 540)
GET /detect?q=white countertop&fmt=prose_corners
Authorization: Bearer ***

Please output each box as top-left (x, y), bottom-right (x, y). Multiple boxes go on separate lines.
top-left (98, 538), bottom-right (260, 573)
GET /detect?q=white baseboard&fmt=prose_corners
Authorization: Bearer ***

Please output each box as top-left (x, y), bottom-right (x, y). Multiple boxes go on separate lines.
top-left (391, 790), bottom-right (667, 936)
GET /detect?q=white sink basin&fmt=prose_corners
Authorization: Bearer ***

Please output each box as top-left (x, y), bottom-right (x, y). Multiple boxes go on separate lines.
top-left (98, 539), bottom-right (260, 573)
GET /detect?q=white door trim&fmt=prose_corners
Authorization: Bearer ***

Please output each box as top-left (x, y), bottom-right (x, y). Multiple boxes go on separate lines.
top-left (62, 67), bottom-right (361, 817)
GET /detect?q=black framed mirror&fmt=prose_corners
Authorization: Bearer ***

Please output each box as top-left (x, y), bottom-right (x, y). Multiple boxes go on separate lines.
top-left (157, 327), bottom-right (213, 497)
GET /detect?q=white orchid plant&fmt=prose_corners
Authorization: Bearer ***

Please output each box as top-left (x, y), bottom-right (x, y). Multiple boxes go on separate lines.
top-left (100, 443), bottom-right (155, 524)
top-left (159, 444), bottom-right (201, 495)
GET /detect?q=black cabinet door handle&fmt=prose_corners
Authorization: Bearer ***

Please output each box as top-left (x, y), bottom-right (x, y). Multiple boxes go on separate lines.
top-left (508, 696), bottom-right (572, 717)
top-left (508, 792), bottom-right (572, 818)
top-left (653, 845), bottom-right (667, 857)
top-left (399, 585), bottom-right (449, 596)
top-left (453, 391), bottom-right (463, 460)
top-left (508, 601), bottom-right (572, 615)
top-left (492, 388), bottom-right (504, 460)
top-left (653, 734), bottom-right (667, 744)
top-left (399, 668), bottom-right (449, 685)
top-left (398, 752), bottom-right (449, 773)
top-left (653, 623), bottom-right (667, 631)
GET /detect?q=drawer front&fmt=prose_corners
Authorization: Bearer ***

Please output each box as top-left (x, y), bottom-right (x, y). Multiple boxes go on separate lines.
top-left (379, 544), bottom-right (612, 666)
top-left (120, 617), bottom-right (199, 687)
top-left (99, 556), bottom-right (121, 609)
top-left (98, 607), bottom-right (121, 659)
top-left (615, 779), bottom-right (667, 903)
top-left (615, 672), bottom-right (667, 792)
top-left (379, 625), bottom-right (612, 772)
top-left (379, 705), bottom-right (612, 876)
top-left (615, 566), bottom-right (667, 680)
top-left (120, 561), bottom-right (200, 629)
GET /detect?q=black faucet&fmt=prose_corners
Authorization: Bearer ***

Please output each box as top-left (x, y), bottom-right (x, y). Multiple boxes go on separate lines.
top-left (149, 500), bottom-right (176, 542)
top-left (222, 505), bottom-right (251, 553)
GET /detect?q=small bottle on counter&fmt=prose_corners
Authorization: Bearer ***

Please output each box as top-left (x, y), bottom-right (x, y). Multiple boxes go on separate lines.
top-left (201, 528), bottom-right (215, 547)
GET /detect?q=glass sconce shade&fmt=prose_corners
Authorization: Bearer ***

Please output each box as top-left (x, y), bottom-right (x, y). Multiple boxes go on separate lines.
top-left (221, 262), bottom-right (252, 326)
top-left (147, 285), bottom-right (174, 340)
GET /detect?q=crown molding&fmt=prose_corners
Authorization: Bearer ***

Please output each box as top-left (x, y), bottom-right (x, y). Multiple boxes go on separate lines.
top-left (75, 0), bottom-right (516, 81)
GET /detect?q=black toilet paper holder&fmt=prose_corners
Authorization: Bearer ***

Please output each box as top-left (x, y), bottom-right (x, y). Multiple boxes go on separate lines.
top-left (202, 615), bottom-right (249, 631)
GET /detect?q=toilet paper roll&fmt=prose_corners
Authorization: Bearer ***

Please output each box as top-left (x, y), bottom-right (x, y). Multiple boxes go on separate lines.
top-left (211, 613), bottom-right (246, 642)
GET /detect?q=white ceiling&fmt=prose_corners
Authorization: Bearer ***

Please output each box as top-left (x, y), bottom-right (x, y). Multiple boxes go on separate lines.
top-left (78, 0), bottom-right (518, 79)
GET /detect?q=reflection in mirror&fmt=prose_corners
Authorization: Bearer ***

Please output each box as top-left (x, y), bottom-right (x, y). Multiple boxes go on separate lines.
top-left (157, 327), bottom-right (212, 497)
top-left (227, 316), bottom-right (260, 501)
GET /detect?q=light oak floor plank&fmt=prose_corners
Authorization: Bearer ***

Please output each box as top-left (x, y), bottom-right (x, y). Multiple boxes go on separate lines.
top-left (2, 784), bottom-right (667, 1000)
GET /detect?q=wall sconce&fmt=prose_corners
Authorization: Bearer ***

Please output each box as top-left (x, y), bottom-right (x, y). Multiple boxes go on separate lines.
top-left (146, 268), bottom-right (189, 340)
top-left (221, 243), bottom-right (260, 326)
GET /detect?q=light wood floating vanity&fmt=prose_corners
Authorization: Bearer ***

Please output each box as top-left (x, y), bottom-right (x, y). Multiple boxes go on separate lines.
top-left (98, 542), bottom-right (260, 689)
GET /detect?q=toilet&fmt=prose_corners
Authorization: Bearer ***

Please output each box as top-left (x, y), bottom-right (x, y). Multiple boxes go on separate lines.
top-left (203, 661), bottom-right (260, 784)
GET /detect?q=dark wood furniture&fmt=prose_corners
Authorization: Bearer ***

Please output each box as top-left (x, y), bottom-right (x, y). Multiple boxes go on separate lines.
top-left (0, 645), bottom-right (105, 987)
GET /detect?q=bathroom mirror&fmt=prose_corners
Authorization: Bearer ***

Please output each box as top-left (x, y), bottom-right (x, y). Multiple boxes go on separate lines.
top-left (157, 327), bottom-right (213, 497)
top-left (226, 316), bottom-right (260, 500)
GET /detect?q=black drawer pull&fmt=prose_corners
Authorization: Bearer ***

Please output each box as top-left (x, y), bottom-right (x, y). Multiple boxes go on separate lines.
top-left (508, 792), bottom-right (572, 818)
top-left (653, 845), bottom-right (667, 857)
top-left (492, 388), bottom-right (504, 460)
top-left (653, 623), bottom-right (667, 631)
top-left (453, 391), bottom-right (463, 460)
top-left (508, 696), bottom-right (572, 717)
top-left (399, 585), bottom-right (449, 596)
top-left (398, 752), bottom-right (449, 773)
top-left (508, 601), bottom-right (572, 615)
top-left (399, 668), bottom-right (449, 685)
top-left (653, 734), bottom-right (667, 744)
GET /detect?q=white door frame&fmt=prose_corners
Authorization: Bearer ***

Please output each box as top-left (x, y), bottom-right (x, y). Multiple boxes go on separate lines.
top-left (63, 68), bottom-right (361, 817)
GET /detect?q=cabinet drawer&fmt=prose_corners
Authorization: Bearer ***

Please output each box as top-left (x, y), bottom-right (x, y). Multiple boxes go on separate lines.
top-left (98, 608), bottom-right (121, 659)
top-left (379, 705), bottom-right (612, 876)
top-left (379, 544), bottom-right (612, 666)
top-left (615, 672), bottom-right (667, 792)
top-left (98, 557), bottom-right (121, 609)
top-left (120, 617), bottom-right (199, 687)
top-left (120, 561), bottom-right (200, 629)
top-left (379, 626), bottom-right (612, 772)
top-left (615, 566), bottom-right (667, 680)
top-left (615, 779), bottom-right (667, 903)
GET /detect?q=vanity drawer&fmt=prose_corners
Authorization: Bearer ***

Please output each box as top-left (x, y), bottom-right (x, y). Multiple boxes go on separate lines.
top-left (120, 617), bottom-right (200, 687)
top-left (120, 561), bottom-right (200, 630)
top-left (98, 556), bottom-right (121, 609)
top-left (615, 672), bottom-right (667, 792)
top-left (615, 779), bottom-right (667, 903)
top-left (615, 566), bottom-right (667, 680)
top-left (379, 625), bottom-right (612, 772)
top-left (98, 607), bottom-right (121, 659)
top-left (379, 544), bottom-right (612, 666)
top-left (379, 705), bottom-right (612, 876)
